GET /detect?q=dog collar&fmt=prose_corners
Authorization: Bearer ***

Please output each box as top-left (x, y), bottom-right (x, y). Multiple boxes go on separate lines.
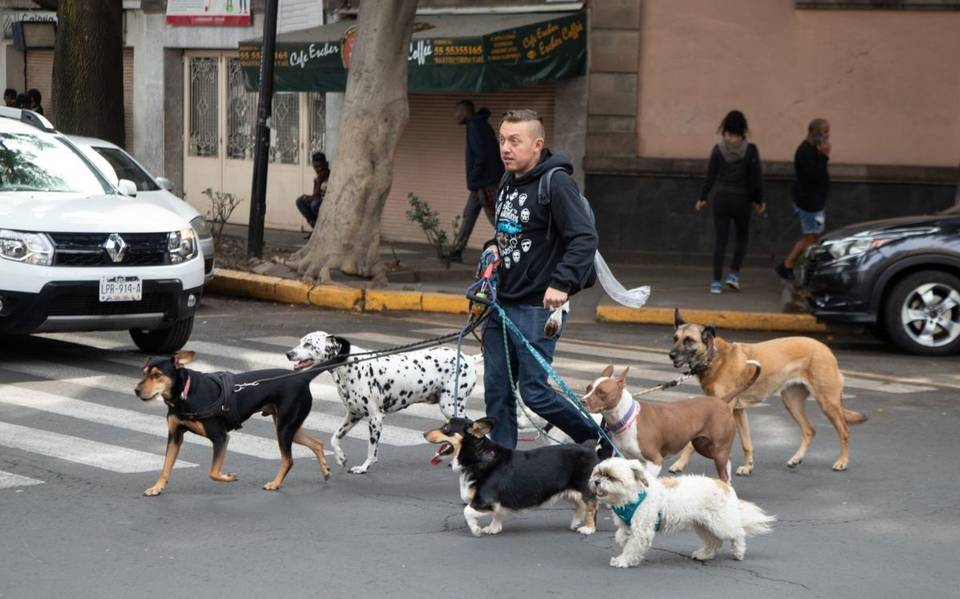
top-left (602, 401), bottom-right (639, 435)
top-left (180, 376), bottom-right (192, 400)
top-left (612, 490), bottom-right (661, 531)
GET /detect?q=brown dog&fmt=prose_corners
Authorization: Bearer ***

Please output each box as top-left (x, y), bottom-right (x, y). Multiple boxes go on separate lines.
top-left (582, 362), bottom-right (761, 482)
top-left (668, 309), bottom-right (867, 475)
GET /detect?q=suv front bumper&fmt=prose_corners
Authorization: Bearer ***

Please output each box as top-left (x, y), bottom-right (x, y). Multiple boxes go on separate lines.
top-left (0, 279), bottom-right (202, 335)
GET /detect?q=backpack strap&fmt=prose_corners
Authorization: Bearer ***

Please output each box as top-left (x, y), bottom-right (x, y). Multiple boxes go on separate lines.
top-left (538, 166), bottom-right (566, 240)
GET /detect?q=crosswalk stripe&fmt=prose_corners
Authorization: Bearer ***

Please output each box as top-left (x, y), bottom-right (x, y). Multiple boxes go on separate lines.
top-left (0, 421), bottom-right (197, 474)
top-left (0, 382), bottom-right (319, 459)
top-left (0, 470), bottom-right (44, 489)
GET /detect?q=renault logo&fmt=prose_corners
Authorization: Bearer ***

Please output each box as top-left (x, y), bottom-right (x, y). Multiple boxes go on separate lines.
top-left (101, 233), bottom-right (127, 263)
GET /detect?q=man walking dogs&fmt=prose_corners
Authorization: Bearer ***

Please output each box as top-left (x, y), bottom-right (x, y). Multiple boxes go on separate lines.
top-left (777, 119), bottom-right (831, 280)
top-left (482, 109), bottom-right (599, 448)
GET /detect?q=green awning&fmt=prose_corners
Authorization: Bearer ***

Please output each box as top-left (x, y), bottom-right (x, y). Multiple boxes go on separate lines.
top-left (240, 11), bottom-right (586, 93)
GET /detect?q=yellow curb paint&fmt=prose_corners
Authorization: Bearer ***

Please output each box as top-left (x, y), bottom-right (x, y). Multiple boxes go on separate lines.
top-left (210, 269), bottom-right (277, 301)
top-left (308, 285), bottom-right (364, 311)
top-left (365, 290), bottom-right (423, 312)
top-left (274, 279), bottom-right (312, 305)
top-left (596, 305), bottom-right (826, 333)
top-left (421, 292), bottom-right (469, 314)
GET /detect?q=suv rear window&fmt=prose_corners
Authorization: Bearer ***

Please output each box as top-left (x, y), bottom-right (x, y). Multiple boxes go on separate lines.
top-left (91, 146), bottom-right (160, 192)
top-left (0, 132), bottom-right (112, 194)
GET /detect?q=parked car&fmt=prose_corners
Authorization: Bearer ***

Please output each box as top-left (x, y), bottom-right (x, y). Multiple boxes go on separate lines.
top-left (0, 107), bottom-right (204, 353)
top-left (68, 135), bottom-right (214, 281)
top-left (798, 205), bottom-right (960, 355)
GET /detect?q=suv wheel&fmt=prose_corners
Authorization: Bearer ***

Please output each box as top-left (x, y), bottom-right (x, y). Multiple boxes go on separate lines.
top-left (884, 271), bottom-right (960, 356)
top-left (129, 317), bottom-right (194, 354)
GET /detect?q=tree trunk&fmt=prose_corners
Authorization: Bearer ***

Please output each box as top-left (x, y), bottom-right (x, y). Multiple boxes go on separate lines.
top-left (50, 0), bottom-right (125, 148)
top-left (287, 0), bottom-right (418, 285)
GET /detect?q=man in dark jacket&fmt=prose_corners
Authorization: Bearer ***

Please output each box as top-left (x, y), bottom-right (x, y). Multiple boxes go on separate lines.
top-left (451, 100), bottom-right (504, 260)
top-left (777, 119), bottom-right (831, 280)
top-left (482, 109), bottom-right (598, 448)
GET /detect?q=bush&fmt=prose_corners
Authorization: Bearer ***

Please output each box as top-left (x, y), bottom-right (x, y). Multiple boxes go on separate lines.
top-left (406, 193), bottom-right (461, 268)
top-left (201, 187), bottom-right (243, 244)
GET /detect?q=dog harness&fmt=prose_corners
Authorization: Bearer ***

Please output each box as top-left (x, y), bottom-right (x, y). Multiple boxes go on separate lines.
top-left (174, 371), bottom-right (243, 430)
top-left (612, 490), bottom-right (662, 532)
top-left (601, 400), bottom-right (639, 435)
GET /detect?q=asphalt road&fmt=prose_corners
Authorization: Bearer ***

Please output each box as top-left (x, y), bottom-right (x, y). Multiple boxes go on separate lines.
top-left (1, 295), bottom-right (958, 598)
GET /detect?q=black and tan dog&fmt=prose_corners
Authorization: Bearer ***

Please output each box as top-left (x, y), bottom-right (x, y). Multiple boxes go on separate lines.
top-left (668, 309), bottom-right (866, 475)
top-left (424, 417), bottom-right (599, 537)
top-left (135, 351), bottom-right (330, 496)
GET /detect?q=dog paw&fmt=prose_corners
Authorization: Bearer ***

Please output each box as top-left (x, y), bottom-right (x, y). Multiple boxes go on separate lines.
top-left (691, 548), bottom-right (717, 561)
top-left (468, 526), bottom-right (484, 537)
top-left (609, 556), bottom-right (633, 568)
top-left (832, 459), bottom-right (848, 472)
top-left (668, 464), bottom-right (685, 474)
top-left (786, 457), bottom-right (803, 469)
top-left (480, 523), bottom-right (502, 535)
top-left (262, 481), bottom-right (282, 491)
top-left (348, 465), bottom-right (369, 475)
top-left (576, 526), bottom-right (595, 536)
top-left (735, 464), bottom-right (753, 476)
top-left (143, 485), bottom-right (164, 496)
top-left (335, 453), bottom-right (347, 467)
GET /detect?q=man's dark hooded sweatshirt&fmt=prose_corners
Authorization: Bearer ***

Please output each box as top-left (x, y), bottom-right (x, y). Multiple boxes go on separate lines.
top-left (487, 150), bottom-right (597, 306)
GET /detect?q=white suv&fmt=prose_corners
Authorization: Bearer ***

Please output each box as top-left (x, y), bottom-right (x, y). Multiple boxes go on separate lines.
top-left (0, 108), bottom-right (204, 353)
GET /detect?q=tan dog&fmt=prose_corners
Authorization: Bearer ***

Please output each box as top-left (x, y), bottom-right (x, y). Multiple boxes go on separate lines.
top-left (668, 308), bottom-right (867, 475)
top-left (582, 363), bottom-right (761, 482)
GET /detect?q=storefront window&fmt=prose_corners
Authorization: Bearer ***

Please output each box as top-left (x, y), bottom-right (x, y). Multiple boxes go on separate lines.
top-left (308, 92), bottom-right (325, 156)
top-left (226, 58), bottom-right (255, 160)
top-left (270, 92), bottom-right (299, 164)
top-left (188, 57), bottom-right (218, 157)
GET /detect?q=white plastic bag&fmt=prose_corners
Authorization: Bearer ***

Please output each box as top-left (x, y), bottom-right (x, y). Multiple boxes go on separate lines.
top-left (594, 251), bottom-right (651, 308)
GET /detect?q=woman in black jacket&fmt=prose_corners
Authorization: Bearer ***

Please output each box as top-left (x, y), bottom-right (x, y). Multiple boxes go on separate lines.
top-left (696, 110), bottom-right (766, 294)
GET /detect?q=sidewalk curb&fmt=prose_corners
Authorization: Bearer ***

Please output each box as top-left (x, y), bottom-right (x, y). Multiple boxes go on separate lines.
top-left (209, 268), bottom-right (467, 314)
top-left (209, 269), bottom-right (822, 333)
top-left (596, 305), bottom-right (827, 333)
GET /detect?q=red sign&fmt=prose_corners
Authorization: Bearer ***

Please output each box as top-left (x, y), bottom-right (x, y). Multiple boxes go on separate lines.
top-left (166, 0), bottom-right (252, 27)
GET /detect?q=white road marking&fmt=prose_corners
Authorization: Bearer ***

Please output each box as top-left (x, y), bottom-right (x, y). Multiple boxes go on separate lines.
top-left (0, 384), bottom-right (320, 459)
top-left (0, 470), bottom-right (44, 490)
top-left (0, 421), bottom-right (197, 474)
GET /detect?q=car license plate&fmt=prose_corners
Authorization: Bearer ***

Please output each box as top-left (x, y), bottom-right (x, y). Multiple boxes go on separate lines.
top-left (99, 275), bottom-right (142, 302)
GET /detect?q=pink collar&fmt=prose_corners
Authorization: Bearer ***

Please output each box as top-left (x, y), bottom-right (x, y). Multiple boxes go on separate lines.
top-left (602, 400), bottom-right (639, 434)
top-left (180, 376), bottom-right (192, 400)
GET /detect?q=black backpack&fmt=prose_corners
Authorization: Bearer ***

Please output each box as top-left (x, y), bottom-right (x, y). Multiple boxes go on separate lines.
top-left (497, 167), bottom-right (597, 290)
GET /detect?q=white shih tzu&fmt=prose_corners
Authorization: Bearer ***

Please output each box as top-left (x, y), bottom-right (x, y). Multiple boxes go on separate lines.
top-left (590, 457), bottom-right (775, 568)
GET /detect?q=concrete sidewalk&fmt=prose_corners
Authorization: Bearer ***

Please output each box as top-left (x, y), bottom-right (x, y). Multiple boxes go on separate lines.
top-left (210, 225), bottom-right (819, 332)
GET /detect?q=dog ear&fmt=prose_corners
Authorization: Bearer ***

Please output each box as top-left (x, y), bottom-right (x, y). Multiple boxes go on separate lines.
top-left (617, 366), bottom-right (630, 385)
top-left (469, 417), bottom-right (496, 438)
top-left (173, 351), bottom-right (195, 368)
top-left (601, 364), bottom-right (614, 378)
top-left (629, 460), bottom-right (650, 487)
top-left (674, 307), bottom-right (686, 329)
top-left (700, 326), bottom-right (716, 344)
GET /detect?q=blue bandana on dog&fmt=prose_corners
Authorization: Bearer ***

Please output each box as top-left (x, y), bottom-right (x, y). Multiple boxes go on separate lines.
top-left (612, 490), bottom-right (662, 531)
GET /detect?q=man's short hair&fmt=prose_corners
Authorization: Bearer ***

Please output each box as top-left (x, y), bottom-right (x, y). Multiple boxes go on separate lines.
top-left (312, 151), bottom-right (327, 163)
top-left (456, 99), bottom-right (474, 112)
top-left (27, 88), bottom-right (41, 104)
top-left (3, 88), bottom-right (15, 99)
top-left (498, 109), bottom-right (545, 140)
top-left (808, 118), bottom-right (829, 134)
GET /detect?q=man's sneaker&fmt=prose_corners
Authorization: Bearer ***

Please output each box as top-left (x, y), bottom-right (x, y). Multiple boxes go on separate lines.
top-left (710, 281), bottom-right (723, 294)
top-left (725, 272), bottom-right (741, 291)
top-left (775, 262), bottom-right (795, 281)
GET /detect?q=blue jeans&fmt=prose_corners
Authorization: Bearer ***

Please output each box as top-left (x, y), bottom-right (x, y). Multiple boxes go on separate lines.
top-left (296, 195), bottom-right (322, 227)
top-left (482, 302), bottom-right (598, 448)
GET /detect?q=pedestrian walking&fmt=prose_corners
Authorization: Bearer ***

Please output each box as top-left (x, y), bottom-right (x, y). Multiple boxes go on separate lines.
top-left (450, 99), bottom-right (504, 262)
top-left (776, 118), bottom-right (831, 281)
top-left (482, 109), bottom-right (598, 448)
top-left (26, 89), bottom-right (44, 115)
top-left (696, 110), bottom-right (766, 294)
top-left (294, 152), bottom-right (330, 236)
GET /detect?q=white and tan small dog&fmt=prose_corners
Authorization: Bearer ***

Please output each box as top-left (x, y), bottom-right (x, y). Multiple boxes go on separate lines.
top-left (590, 457), bottom-right (775, 568)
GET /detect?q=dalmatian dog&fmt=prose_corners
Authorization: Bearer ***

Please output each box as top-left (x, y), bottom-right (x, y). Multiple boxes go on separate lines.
top-left (287, 331), bottom-right (481, 474)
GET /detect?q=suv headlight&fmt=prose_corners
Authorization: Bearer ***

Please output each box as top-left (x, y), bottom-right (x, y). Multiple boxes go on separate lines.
top-left (821, 227), bottom-right (940, 264)
top-left (168, 228), bottom-right (198, 263)
top-left (0, 229), bottom-right (54, 266)
top-left (189, 216), bottom-right (212, 240)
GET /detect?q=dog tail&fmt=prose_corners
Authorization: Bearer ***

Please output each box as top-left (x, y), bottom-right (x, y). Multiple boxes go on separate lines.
top-left (844, 408), bottom-right (868, 424)
top-left (721, 360), bottom-right (762, 403)
top-left (738, 499), bottom-right (776, 536)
